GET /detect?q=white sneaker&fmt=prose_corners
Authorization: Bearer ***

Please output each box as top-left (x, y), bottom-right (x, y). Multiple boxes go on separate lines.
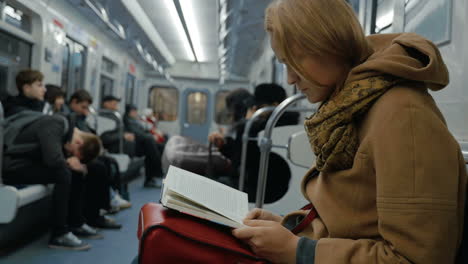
top-left (111, 193), bottom-right (132, 210)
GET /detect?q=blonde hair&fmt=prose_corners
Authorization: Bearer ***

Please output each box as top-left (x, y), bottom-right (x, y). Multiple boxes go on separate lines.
top-left (265, 0), bottom-right (371, 83)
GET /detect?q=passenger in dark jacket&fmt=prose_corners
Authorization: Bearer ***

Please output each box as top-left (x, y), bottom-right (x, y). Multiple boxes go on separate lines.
top-left (100, 97), bottom-right (163, 187)
top-left (209, 84), bottom-right (299, 203)
top-left (2, 70), bottom-right (105, 250)
top-left (68, 90), bottom-right (126, 227)
top-left (2, 115), bottom-right (101, 250)
top-left (4, 69), bottom-right (46, 117)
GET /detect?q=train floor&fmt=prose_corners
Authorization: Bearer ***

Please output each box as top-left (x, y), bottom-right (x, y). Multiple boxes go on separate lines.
top-left (0, 176), bottom-right (161, 264)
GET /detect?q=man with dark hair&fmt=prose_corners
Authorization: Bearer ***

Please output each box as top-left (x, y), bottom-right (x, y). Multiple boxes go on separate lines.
top-left (44, 84), bottom-right (66, 113)
top-left (101, 97), bottom-right (163, 188)
top-left (4, 69), bottom-right (46, 117)
top-left (2, 115), bottom-right (101, 250)
top-left (68, 90), bottom-right (127, 227)
top-left (69, 89), bottom-right (93, 116)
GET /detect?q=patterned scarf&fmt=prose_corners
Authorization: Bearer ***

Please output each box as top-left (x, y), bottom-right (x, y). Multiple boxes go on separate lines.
top-left (304, 75), bottom-right (402, 172)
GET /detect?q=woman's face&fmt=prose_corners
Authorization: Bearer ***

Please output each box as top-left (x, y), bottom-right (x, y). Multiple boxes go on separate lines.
top-left (271, 35), bottom-right (348, 103)
top-left (54, 96), bottom-right (65, 111)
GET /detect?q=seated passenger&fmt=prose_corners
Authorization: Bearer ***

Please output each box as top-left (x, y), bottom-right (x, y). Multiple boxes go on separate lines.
top-left (232, 1), bottom-right (467, 263)
top-left (2, 115), bottom-right (101, 251)
top-left (208, 88), bottom-right (254, 183)
top-left (44, 84), bottom-right (66, 113)
top-left (69, 90), bottom-right (128, 225)
top-left (4, 69), bottom-right (46, 117)
top-left (100, 96), bottom-right (164, 188)
top-left (141, 108), bottom-right (167, 144)
top-left (124, 104), bottom-right (165, 153)
top-left (209, 84), bottom-right (299, 202)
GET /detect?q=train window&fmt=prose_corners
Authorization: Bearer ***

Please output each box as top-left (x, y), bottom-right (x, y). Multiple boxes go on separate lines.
top-left (186, 92), bottom-right (208, 125)
top-left (404, 0), bottom-right (452, 45)
top-left (2, 3), bottom-right (31, 33)
top-left (100, 75), bottom-right (114, 101)
top-left (62, 37), bottom-right (86, 98)
top-left (214, 90), bottom-right (231, 125)
top-left (0, 30), bottom-right (31, 97)
top-left (125, 73), bottom-right (136, 104)
top-left (375, 0), bottom-right (394, 33)
top-left (101, 57), bottom-right (116, 75)
top-left (150, 87), bottom-right (178, 121)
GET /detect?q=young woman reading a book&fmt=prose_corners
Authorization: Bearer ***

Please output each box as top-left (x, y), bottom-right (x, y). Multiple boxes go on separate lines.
top-left (232, 0), bottom-right (467, 263)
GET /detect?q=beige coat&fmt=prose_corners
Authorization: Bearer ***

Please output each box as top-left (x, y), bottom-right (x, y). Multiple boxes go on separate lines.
top-left (283, 33), bottom-right (467, 263)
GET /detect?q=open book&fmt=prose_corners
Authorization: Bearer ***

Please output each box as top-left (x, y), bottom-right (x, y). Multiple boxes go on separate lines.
top-left (161, 165), bottom-right (249, 228)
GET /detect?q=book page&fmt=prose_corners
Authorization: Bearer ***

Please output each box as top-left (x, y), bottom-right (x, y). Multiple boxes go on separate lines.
top-left (165, 166), bottom-right (248, 224)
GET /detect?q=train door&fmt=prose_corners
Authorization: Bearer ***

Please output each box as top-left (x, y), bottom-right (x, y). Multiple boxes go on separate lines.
top-left (61, 37), bottom-right (86, 98)
top-left (0, 30), bottom-right (31, 99)
top-left (125, 73), bottom-right (135, 105)
top-left (180, 89), bottom-right (211, 143)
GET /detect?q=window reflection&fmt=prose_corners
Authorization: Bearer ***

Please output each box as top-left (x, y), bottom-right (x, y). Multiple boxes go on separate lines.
top-left (187, 92), bottom-right (207, 125)
top-left (215, 91), bottom-right (231, 125)
top-left (150, 87), bottom-right (178, 121)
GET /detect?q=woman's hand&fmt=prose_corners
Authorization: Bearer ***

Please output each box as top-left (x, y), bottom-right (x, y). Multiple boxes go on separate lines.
top-left (245, 208), bottom-right (283, 222)
top-left (232, 220), bottom-right (299, 264)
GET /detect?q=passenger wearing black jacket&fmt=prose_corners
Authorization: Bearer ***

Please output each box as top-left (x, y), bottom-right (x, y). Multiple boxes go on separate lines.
top-left (100, 97), bottom-right (163, 188)
top-left (3, 69), bottom-right (46, 118)
top-left (209, 84), bottom-right (299, 203)
top-left (123, 104), bottom-right (164, 187)
top-left (68, 90), bottom-right (125, 228)
top-left (3, 70), bottom-right (105, 250)
top-left (2, 115), bottom-right (102, 250)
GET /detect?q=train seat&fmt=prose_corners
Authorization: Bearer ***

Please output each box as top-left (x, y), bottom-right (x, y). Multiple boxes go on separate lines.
top-left (0, 184), bottom-right (53, 224)
top-left (253, 125), bottom-right (309, 214)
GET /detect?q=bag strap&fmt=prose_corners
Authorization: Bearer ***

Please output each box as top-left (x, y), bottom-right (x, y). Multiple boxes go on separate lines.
top-left (291, 203), bottom-right (318, 235)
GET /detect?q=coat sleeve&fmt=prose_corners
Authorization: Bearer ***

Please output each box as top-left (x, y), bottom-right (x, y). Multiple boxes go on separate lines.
top-left (314, 93), bottom-right (466, 263)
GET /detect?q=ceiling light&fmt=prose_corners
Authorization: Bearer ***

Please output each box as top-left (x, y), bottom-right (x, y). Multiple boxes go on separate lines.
top-left (164, 0), bottom-right (195, 61)
top-left (179, 0), bottom-right (206, 62)
top-left (121, 0), bottom-right (175, 65)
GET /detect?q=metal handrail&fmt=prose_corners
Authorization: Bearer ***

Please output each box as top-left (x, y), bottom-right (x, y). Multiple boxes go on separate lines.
top-left (98, 109), bottom-right (124, 153)
top-left (255, 93), bottom-right (308, 208)
top-left (239, 106), bottom-right (275, 191)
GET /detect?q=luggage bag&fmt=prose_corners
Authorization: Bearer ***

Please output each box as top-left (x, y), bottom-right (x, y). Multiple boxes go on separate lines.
top-left (137, 203), bottom-right (269, 264)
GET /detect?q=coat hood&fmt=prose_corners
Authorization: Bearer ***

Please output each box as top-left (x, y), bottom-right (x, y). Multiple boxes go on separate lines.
top-left (348, 33), bottom-right (449, 91)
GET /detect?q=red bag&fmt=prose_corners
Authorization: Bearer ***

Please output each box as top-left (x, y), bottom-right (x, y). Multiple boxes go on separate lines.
top-left (137, 203), bottom-right (269, 264)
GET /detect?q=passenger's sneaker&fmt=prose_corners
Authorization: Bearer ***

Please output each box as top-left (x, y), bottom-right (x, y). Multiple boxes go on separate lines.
top-left (48, 232), bottom-right (91, 251)
top-left (90, 215), bottom-right (122, 229)
top-left (144, 178), bottom-right (161, 188)
top-left (71, 224), bottom-right (104, 239)
top-left (111, 193), bottom-right (132, 210)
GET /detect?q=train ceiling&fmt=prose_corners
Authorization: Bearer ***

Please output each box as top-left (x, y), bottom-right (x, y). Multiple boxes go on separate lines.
top-left (65, 0), bottom-right (272, 82)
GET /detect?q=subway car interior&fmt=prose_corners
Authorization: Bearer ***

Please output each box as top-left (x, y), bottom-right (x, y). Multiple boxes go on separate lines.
top-left (0, 0), bottom-right (467, 263)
